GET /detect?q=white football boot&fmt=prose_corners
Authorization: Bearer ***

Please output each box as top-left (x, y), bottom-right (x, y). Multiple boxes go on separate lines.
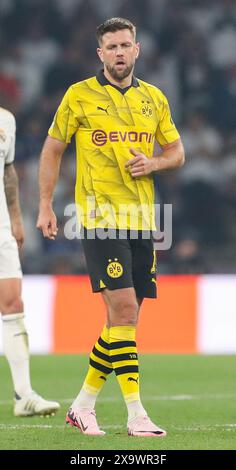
top-left (14, 391), bottom-right (60, 417)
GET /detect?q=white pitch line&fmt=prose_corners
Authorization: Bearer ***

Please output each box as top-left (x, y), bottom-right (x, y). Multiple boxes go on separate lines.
top-left (0, 423), bottom-right (235, 431)
top-left (0, 424), bottom-right (123, 430)
top-left (0, 424), bottom-right (64, 430)
top-left (171, 424), bottom-right (236, 431)
top-left (0, 393), bottom-right (236, 406)
top-left (59, 392), bottom-right (236, 403)
top-left (46, 392), bottom-right (236, 403)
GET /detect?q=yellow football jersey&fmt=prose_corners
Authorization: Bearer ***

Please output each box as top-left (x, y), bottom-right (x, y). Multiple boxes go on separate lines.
top-left (48, 70), bottom-right (180, 230)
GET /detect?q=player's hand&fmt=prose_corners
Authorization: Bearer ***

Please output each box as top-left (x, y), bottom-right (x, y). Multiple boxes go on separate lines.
top-left (12, 221), bottom-right (25, 250)
top-left (36, 204), bottom-right (58, 240)
top-left (125, 148), bottom-right (156, 177)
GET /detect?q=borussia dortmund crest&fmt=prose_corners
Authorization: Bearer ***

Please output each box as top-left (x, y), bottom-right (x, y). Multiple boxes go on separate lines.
top-left (141, 100), bottom-right (153, 117)
top-left (107, 258), bottom-right (123, 278)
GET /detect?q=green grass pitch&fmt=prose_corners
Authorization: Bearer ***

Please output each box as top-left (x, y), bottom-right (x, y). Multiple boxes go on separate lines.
top-left (0, 354), bottom-right (235, 450)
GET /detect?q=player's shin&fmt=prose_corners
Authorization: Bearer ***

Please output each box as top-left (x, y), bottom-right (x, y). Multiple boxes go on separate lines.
top-left (71, 325), bottom-right (112, 411)
top-left (109, 326), bottom-right (146, 422)
top-left (2, 313), bottom-right (32, 397)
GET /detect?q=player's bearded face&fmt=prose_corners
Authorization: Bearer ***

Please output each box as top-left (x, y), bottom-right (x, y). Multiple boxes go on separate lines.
top-left (105, 61), bottom-right (135, 81)
top-left (98, 30), bottom-right (139, 82)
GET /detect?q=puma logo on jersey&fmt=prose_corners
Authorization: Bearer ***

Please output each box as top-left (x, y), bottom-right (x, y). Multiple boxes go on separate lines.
top-left (97, 105), bottom-right (110, 115)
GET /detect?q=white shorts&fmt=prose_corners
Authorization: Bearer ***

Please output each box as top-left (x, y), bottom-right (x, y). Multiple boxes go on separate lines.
top-left (0, 233), bottom-right (22, 279)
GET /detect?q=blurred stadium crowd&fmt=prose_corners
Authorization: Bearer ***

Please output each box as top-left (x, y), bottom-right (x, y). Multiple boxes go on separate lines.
top-left (1, 0), bottom-right (236, 274)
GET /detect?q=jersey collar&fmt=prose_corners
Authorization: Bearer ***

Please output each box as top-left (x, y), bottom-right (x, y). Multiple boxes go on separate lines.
top-left (96, 69), bottom-right (139, 94)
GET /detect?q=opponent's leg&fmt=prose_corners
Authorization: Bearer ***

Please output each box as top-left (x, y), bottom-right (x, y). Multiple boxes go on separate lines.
top-left (0, 278), bottom-right (60, 416)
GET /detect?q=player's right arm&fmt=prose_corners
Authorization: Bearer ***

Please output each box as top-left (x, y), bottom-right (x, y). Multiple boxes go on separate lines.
top-left (37, 86), bottom-right (78, 239)
top-left (36, 136), bottom-right (67, 239)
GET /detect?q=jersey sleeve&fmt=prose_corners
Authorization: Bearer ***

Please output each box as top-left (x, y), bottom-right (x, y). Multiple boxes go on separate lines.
top-left (155, 93), bottom-right (180, 146)
top-left (4, 113), bottom-right (16, 164)
top-left (48, 86), bottom-right (78, 143)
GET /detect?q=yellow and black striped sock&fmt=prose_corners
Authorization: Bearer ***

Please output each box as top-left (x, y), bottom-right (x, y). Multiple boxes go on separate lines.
top-left (109, 326), bottom-right (140, 404)
top-left (74, 326), bottom-right (112, 409)
top-left (85, 325), bottom-right (112, 393)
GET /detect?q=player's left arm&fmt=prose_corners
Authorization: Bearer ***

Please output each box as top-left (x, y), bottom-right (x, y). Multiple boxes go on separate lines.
top-left (4, 163), bottom-right (25, 248)
top-left (153, 138), bottom-right (185, 173)
top-left (126, 139), bottom-right (185, 177)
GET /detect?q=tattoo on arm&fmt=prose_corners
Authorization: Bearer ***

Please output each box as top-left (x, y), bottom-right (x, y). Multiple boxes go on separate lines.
top-left (4, 163), bottom-right (22, 221)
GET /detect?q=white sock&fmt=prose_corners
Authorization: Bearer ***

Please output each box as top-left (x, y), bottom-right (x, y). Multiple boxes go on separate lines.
top-left (72, 388), bottom-right (97, 411)
top-left (2, 313), bottom-right (32, 397)
top-left (127, 400), bottom-right (147, 423)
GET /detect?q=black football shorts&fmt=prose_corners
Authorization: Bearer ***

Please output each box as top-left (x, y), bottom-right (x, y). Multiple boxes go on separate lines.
top-left (81, 228), bottom-right (157, 298)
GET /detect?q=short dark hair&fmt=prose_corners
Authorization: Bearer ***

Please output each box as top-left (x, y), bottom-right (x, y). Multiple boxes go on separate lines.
top-left (96, 17), bottom-right (136, 45)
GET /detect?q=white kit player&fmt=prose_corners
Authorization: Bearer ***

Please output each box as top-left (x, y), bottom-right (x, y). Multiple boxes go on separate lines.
top-left (0, 107), bottom-right (60, 416)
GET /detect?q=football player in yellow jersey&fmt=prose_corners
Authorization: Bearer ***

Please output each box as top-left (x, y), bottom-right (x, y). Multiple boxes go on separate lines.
top-left (37, 18), bottom-right (185, 437)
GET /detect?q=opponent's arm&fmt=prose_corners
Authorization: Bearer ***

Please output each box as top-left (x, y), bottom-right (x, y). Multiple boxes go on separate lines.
top-left (4, 163), bottom-right (25, 249)
top-left (126, 139), bottom-right (185, 177)
top-left (36, 135), bottom-right (67, 239)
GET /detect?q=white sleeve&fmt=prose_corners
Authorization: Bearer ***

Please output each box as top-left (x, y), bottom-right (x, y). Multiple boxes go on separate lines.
top-left (5, 113), bottom-right (16, 165)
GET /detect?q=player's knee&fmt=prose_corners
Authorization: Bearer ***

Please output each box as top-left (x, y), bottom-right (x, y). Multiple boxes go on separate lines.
top-left (112, 299), bottom-right (138, 325)
top-left (1, 296), bottom-right (24, 314)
